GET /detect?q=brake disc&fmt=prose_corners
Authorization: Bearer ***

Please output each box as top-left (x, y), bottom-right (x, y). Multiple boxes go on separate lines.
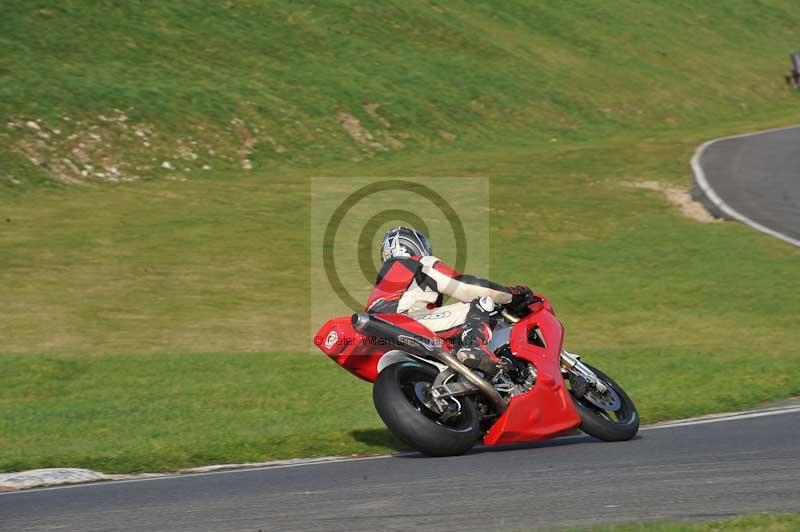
top-left (413, 382), bottom-right (440, 413)
top-left (584, 386), bottom-right (622, 412)
top-left (414, 381), bottom-right (465, 424)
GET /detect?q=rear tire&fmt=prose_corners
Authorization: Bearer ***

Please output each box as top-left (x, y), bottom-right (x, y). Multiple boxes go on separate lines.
top-left (373, 361), bottom-right (482, 456)
top-left (570, 363), bottom-right (639, 442)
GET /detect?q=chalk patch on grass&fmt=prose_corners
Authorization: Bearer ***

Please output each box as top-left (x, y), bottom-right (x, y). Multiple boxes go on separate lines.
top-left (230, 118), bottom-right (257, 170)
top-left (629, 180), bottom-right (718, 223)
top-left (362, 103), bottom-right (391, 129)
top-left (337, 111), bottom-right (386, 151)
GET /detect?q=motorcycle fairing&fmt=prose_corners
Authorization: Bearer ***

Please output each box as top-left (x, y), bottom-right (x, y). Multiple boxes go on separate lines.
top-left (316, 313), bottom-right (437, 382)
top-left (483, 309), bottom-right (581, 445)
top-left (315, 301), bottom-right (582, 446)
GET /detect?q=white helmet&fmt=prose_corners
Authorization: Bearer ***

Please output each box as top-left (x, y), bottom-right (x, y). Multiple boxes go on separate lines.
top-left (380, 226), bottom-right (432, 262)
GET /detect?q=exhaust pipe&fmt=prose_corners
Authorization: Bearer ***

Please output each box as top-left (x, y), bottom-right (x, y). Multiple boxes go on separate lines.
top-left (352, 313), bottom-right (507, 414)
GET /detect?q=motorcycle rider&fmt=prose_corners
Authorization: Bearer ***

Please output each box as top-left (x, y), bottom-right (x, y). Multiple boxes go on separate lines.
top-left (366, 226), bottom-right (534, 376)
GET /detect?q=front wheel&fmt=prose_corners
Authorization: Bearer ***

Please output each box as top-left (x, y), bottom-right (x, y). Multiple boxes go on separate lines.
top-left (568, 363), bottom-right (639, 441)
top-left (373, 361), bottom-right (482, 456)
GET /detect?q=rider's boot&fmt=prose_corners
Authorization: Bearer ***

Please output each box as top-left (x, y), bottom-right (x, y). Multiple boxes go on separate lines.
top-left (456, 344), bottom-right (502, 375)
top-left (456, 296), bottom-right (501, 376)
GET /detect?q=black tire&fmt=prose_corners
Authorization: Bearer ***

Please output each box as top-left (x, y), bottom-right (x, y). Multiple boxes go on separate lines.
top-left (373, 361), bottom-right (482, 456)
top-left (570, 363), bottom-right (639, 442)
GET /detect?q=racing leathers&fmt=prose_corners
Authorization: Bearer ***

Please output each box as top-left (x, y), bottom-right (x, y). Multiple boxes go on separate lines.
top-left (365, 255), bottom-right (532, 375)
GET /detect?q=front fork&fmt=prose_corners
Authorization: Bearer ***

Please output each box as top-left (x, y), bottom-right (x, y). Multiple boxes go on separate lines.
top-left (499, 310), bottom-right (608, 395)
top-left (560, 350), bottom-right (608, 393)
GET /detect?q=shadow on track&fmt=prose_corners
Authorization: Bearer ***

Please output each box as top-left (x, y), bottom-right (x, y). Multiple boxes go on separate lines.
top-left (370, 429), bottom-right (642, 459)
top-left (349, 428), bottom-right (410, 452)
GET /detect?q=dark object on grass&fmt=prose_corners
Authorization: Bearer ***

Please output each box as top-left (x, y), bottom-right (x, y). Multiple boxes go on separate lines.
top-left (787, 52), bottom-right (800, 90)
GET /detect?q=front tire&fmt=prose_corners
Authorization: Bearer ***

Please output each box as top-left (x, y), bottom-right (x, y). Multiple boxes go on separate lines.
top-left (373, 361), bottom-right (482, 456)
top-left (569, 363), bottom-right (639, 442)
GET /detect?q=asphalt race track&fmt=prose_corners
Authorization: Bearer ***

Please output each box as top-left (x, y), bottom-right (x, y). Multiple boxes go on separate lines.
top-left (2, 406), bottom-right (799, 531)
top-left (694, 125), bottom-right (800, 244)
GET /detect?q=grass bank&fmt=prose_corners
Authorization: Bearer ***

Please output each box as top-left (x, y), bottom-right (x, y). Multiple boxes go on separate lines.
top-left (1, 1), bottom-right (799, 472)
top-left (3, 126), bottom-right (800, 472)
top-left (579, 513), bottom-right (800, 531)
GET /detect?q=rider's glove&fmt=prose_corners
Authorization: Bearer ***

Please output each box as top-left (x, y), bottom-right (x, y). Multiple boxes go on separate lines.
top-left (505, 285), bottom-right (535, 313)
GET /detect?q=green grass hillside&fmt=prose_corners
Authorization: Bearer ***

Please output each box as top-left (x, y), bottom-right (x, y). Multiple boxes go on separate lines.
top-left (1, 1), bottom-right (799, 472)
top-left (1, 1), bottom-right (798, 186)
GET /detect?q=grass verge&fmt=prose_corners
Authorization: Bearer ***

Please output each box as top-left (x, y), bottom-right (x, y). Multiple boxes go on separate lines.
top-left (1, 1), bottom-right (800, 472)
top-left (3, 121), bottom-right (800, 473)
top-left (577, 513), bottom-right (800, 531)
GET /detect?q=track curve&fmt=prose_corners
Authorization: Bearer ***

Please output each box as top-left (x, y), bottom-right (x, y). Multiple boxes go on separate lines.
top-left (1, 407), bottom-right (799, 531)
top-left (691, 125), bottom-right (800, 247)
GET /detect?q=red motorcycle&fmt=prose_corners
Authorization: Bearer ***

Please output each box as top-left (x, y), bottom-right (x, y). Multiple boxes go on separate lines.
top-left (314, 295), bottom-right (639, 456)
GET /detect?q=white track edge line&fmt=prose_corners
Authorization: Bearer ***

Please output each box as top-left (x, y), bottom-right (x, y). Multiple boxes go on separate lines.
top-left (690, 124), bottom-right (800, 248)
top-left (641, 404), bottom-right (800, 430)
top-left (3, 403), bottom-right (799, 495)
top-left (0, 454), bottom-right (400, 494)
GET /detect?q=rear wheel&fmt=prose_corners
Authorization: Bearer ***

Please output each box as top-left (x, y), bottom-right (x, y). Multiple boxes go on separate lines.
top-left (373, 361), bottom-right (482, 456)
top-left (568, 363), bottom-right (639, 441)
